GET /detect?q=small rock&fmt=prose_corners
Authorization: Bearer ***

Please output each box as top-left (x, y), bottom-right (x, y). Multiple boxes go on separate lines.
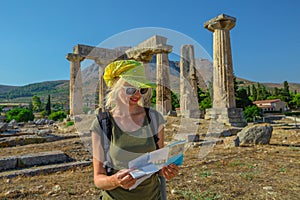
top-left (52, 184), bottom-right (61, 193)
top-left (36, 185), bottom-right (44, 190)
top-left (263, 186), bottom-right (273, 191)
top-left (171, 189), bottom-right (180, 195)
top-left (6, 178), bottom-right (11, 183)
top-left (5, 189), bottom-right (21, 196)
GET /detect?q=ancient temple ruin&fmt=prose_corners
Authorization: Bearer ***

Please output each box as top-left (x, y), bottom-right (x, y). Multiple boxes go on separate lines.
top-left (66, 14), bottom-right (247, 127)
top-left (204, 14), bottom-right (247, 127)
top-left (66, 35), bottom-right (173, 116)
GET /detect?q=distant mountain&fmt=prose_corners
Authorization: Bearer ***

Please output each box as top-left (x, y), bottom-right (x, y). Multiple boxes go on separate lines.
top-left (236, 77), bottom-right (300, 93)
top-left (0, 85), bottom-right (18, 93)
top-left (1, 60), bottom-right (299, 106)
top-left (0, 80), bottom-right (69, 104)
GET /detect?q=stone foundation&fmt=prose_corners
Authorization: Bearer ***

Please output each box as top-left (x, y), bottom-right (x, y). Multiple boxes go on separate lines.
top-left (205, 108), bottom-right (247, 127)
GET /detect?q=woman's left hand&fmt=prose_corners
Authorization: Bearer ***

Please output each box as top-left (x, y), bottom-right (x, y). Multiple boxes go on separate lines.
top-left (161, 163), bottom-right (179, 180)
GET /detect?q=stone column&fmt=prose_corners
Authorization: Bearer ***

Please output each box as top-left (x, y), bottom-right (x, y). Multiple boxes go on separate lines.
top-left (180, 45), bottom-right (199, 118)
top-left (204, 14), bottom-right (246, 127)
top-left (95, 59), bottom-right (107, 109)
top-left (66, 53), bottom-right (84, 116)
top-left (126, 50), bottom-right (154, 108)
top-left (156, 51), bottom-right (172, 115)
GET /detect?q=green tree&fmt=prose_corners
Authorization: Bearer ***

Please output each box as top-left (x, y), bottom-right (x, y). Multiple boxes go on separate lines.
top-left (151, 89), bottom-right (157, 106)
top-left (282, 81), bottom-right (292, 105)
top-left (236, 88), bottom-right (252, 109)
top-left (247, 85), bottom-right (251, 97)
top-left (6, 108), bottom-right (34, 122)
top-left (291, 93), bottom-right (300, 109)
top-left (243, 105), bottom-right (262, 122)
top-left (171, 91), bottom-right (180, 110)
top-left (49, 111), bottom-right (67, 121)
top-left (32, 95), bottom-right (42, 111)
top-left (45, 95), bottom-right (51, 115)
top-left (251, 84), bottom-right (257, 101)
top-left (197, 87), bottom-right (212, 110)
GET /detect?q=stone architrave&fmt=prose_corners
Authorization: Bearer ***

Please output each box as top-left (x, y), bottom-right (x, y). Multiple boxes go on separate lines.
top-left (180, 45), bottom-right (199, 118)
top-left (66, 53), bottom-right (84, 116)
top-left (67, 45), bottom-right (129, 112)
top-left (204, 14), bottom-right (247, 127)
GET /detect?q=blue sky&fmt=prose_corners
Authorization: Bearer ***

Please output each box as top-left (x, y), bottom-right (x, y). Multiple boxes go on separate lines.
top-left (0, 0), bottom-right (299, 86)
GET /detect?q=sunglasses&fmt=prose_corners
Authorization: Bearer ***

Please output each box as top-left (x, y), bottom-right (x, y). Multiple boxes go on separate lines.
top-left (122, 86), bottom-right (149, 96)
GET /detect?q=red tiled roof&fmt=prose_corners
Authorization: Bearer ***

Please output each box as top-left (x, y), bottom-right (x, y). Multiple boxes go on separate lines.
top-left (253, 99), bottom-right (281, 104)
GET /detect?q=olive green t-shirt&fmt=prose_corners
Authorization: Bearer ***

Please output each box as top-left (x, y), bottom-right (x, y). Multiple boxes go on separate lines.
top-left (90, 108), bottom-right (166, 200)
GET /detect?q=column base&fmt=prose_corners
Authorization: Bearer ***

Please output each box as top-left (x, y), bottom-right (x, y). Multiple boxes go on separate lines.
top-left (181, 109), bottom-right (202, 118)
top-left (205, 107), bottom-right (247, 127)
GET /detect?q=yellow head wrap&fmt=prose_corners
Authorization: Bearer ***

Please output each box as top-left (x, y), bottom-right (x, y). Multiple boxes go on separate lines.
top-left (103, 60), bottom-right (155, 88)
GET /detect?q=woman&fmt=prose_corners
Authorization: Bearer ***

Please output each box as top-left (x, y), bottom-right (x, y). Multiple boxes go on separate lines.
top-left (90, 60), bottom-right (179, 200)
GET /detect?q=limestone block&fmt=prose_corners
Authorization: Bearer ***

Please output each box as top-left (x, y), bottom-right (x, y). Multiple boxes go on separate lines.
top-left (17, 151), bottom-right (71, 168)
top-left (0, 157), bottom-right (17, 171)
top-left (0, 122), bottom-right (8, 133)
top-left (237, 125), bottom-right (273, 145)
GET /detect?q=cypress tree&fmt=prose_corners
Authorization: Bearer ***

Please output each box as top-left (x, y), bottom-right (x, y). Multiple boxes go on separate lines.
top-left (45, 95), bottom-right (51, 115)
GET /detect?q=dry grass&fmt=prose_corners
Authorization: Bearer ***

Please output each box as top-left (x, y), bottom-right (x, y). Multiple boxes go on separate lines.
top-left (0, 116), bottom-right (299, 200)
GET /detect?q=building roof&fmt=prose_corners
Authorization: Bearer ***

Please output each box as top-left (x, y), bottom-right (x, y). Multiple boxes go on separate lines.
top-left (253, 99), bottom-right (282, 104)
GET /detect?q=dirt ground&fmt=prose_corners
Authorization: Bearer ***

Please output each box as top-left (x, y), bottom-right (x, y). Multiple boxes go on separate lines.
top-left (0, 116), bottom-right (299, 200)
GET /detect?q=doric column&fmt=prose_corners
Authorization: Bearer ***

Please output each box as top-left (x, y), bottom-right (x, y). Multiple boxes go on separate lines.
top-left (95, 59), bottom-right (108, 109)
top-left (204, 14), bottom-right (236, 109)
top-left (180, 45), bottom-right (199, 118)
top-left (156, 50), bottom-right (172, 115)
top-left (66, 53), bottom-right (84, 116)
top-left (126, 49), bottom-right (155, 108)
top-left (204, 14), bottom-right (247, 127)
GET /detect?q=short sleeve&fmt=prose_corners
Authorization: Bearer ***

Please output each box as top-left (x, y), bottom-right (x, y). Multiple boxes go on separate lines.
top-left (90, 117), bottom-right (102, 136)
top-left (90, 116), bottom-right (105, 162)
top-left (156, 110), bottom-right (166, 127)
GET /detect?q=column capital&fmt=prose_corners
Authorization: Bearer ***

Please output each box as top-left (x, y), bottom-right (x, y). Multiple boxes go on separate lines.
top-left (204, 14), bottom-right (236, 32)
top-left (66, 53), bottom-right (85, 62)
top-left (126, 45), bottom-right (173, 62)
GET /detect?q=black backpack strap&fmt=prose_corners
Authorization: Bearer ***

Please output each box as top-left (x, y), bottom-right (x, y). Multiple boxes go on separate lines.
top-left (145, 107), bottom-right (160, 150)
top-left (96, 108), bottom-right (113, 175)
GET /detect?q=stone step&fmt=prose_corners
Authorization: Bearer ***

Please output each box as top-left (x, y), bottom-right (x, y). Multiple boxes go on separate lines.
top-left (0, 160), bottom-right (92, 179)
top-left (0, 150), bottom-right (72, 172)
top-left (0, 134), bottom-right (78, 148)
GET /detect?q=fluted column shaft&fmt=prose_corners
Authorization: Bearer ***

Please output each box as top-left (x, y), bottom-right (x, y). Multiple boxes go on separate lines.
top-left (66, 53), bottom-right (84, 115)
top-left (204, 14), bottom-right (236, 109)
top-left (156, 52), bottom-right (171, 115)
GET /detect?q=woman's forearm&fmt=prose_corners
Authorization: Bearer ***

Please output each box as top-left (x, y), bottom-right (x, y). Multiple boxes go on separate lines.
top-left (94, 173), bottom-right (119, 190)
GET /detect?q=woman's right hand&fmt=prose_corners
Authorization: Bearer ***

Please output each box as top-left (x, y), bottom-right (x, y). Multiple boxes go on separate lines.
top-left (112, 169), bottom-right (137, 190)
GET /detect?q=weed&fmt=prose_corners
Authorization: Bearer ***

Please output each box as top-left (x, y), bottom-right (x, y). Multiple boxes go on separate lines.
top-left (279, 167), bottom-right (287, 173)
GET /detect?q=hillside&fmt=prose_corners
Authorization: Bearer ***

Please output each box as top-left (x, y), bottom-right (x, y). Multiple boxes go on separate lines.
top-left (0, 85), bottom-right (18, 93)
top-left (1, 59), bottom-right (299, 106)
top-left (0, 80), bottom-right (69, 104)
top-left (236, 77), bottom-right (300, 93)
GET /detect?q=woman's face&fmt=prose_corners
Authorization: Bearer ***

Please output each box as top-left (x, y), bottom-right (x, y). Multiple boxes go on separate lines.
top-left (117, 82), bottom-right (144, 106)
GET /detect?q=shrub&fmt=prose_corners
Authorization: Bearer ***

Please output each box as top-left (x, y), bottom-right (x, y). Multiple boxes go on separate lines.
top-left (285, 112), bottom-right (300, 116)
top-left (66, 121), bottom-right (74, 127)
top-left (49, 111), bottom-right (67, 121)
top-left (243, 105), bottom-right (262, 122)
top-left (6, 108), bottom-right (34, 122)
